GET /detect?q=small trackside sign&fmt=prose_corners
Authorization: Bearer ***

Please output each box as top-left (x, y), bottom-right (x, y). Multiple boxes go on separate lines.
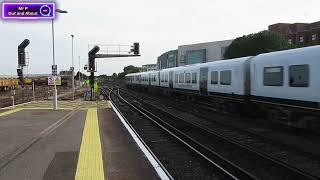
top-left (48, 76), bottom-right (61, 86)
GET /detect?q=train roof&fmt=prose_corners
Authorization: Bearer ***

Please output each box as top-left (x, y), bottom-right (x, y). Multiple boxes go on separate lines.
top-left (199, 56), bottom-right (253, 67)
top-left (252, 45), bottom-right (320, 64)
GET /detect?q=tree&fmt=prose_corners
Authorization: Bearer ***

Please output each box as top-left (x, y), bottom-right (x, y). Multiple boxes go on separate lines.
top-left (123, 65), bottom-right (142, 74)
top-left (112, 73), bottom-right (118, 79)
top-left (224, 30), bottom-right (296, 59)
top-left (75, 71), bottom-right (87, 79)
top-left (117, 65), bottom-right (142, 79)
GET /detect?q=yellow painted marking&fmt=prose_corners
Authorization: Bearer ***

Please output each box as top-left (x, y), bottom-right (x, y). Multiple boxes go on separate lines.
top-left (0, 108), bottom-right (22, 117)
top-left (22, 108), bottom-right (73, 110)
top-left (75, 108), bottom-right (105, 180)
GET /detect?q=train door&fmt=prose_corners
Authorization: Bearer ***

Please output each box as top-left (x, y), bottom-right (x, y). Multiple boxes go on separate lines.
top-left (148, 73), bottom-right (151, 86)
top-left (158, 71), bottom-right (161, 86)
top-left (169, 71), bottom-right (173, 89)
top-left (200, 67), bottom-right (208, 95)
top-left (139, 75), bottom-right (141, 84)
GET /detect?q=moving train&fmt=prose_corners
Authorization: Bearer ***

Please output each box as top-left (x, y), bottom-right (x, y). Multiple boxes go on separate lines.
top-left (125, 45), bottom-right (320, 130)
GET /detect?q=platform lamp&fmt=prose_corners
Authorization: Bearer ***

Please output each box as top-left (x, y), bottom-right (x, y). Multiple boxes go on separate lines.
top-left (51, 8), bottom-right (68, 110)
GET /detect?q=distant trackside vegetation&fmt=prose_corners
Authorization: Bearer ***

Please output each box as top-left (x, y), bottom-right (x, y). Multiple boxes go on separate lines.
top-left (224, 30), bottom-right (296, 59)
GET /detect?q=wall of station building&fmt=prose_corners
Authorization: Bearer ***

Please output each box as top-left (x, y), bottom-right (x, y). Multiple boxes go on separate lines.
top-left (157, 40), bottom-right (233, 70)
top-left (177, 40), bottom-right (233, 66)
top-left (157, 50), bottom-right (178, 70)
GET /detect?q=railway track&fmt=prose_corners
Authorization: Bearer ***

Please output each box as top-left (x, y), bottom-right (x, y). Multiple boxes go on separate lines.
top-left (121, 87), bottom-right (320, 173)
top-left (103, 87), bottom-right (253, 179)
top-left (103, 86), bottom-right (320, 180)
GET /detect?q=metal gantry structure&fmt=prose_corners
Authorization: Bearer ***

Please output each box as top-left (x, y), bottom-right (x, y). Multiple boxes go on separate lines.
top-left (87, 43), bottom-right (140, 100)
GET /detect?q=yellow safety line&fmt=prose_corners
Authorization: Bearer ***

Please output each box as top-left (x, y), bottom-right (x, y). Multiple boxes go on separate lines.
top-left (22, 108), bottom-right (73, 110)
top-left (75, 108), bottom-right (105, 180)
top-left (0, 108), bottom-right (23, 117)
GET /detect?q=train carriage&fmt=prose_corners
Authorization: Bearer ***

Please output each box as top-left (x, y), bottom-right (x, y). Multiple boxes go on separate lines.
top-left (250, 46), bottom-right (320, 127)
top-left (251, 46), bottom-right (320, 110)
top-left (201, 57), bottom-right (252, 100)
top-left (125, 45), bottom-right (320, 130)
top-left (171, 65), bottom-right (199, 95)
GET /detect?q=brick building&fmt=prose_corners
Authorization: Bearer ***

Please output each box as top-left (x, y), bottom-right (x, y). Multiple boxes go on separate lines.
top-left (269, 21), bottom-right (320, 46)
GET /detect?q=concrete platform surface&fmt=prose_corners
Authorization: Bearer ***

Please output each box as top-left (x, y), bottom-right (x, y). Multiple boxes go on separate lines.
top-left (98, 108), bottom-right (160, 180)
top-left (0, 100), bottom-right (161, 180)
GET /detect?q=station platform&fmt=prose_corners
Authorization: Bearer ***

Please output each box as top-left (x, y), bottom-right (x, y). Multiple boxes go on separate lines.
top-left (0, 100), bottom-right (163, 180)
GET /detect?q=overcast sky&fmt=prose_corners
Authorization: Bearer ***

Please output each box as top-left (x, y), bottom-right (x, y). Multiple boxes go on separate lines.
top-left (0, 0), bottom-right (319, 76)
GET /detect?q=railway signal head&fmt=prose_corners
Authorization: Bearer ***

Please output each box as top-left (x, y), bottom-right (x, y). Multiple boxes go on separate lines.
top-left (88, 46), bottom-right (100, 72)
top-left (18, 39), bottom-right (30, 66)
top-left (131, 42), bottom-right (140, 55)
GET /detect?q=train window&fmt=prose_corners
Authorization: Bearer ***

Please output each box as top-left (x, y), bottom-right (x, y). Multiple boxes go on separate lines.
top-left (289, 65), bottom-right (309, 87)
top-left (211, 71), bottom-right (218, 84)
top-left (179, 73), bottom-right (184, 83)
top-left (220, 70), bottom-right (231, 85)
top-left (263, 67), bottom-right (283, 86)
top-left (185, 73), bottom-right (191, 84)
top-left (192, 73), bottom-right (197, 84)
top-left (175, 74), bottom-right (178, 83)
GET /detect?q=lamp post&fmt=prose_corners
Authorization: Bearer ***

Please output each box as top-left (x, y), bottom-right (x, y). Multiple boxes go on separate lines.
top-left (71, 34), bottom-right (75, 100)
top-left (78, 56), bottom-right (81, 88)
top-left (51, 8), bottom-right (68, 110)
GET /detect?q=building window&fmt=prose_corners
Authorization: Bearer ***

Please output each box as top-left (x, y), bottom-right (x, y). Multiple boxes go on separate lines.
top-left (175, 74), bottom-right (178, 83)
top-left (186, 49), bottom-right (206, 65)
top-left (299, 36), bottom-right (304, 43)
top-left (312, 34), bottom-right (317, 41)
top-left (210, 71), bottom-right (218, 84)
top-left (192, 73), bottom-right (197, 84)
top-left (263, 66), bottom-right (283, 86)
top-left (185, 73), bottom-right (191, 84)
top-left (288, 39), bottom-right (292, 44)
top-left (289, 64), bottom-right (309, 87)
top-left (179, 73), bottom-right (184, 83)
top-left (220, 70), bottom-right (232, 85)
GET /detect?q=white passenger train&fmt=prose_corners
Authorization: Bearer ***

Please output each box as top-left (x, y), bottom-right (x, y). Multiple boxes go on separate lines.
top-left (126, 46), bottom-right (320, 129)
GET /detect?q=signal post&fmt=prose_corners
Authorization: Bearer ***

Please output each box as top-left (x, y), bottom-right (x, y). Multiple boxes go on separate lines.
top-left (87, 42), bottom-right (140, 101)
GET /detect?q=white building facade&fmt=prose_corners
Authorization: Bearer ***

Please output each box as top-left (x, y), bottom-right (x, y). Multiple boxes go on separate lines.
top-left (177, 39), bottom-right (233, 66)
top-left (142, 64), bottom-right (157, 72)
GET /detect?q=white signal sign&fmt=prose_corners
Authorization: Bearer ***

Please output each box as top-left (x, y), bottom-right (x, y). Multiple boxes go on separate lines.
top-left (48, 76), bottom-right (61, 86)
